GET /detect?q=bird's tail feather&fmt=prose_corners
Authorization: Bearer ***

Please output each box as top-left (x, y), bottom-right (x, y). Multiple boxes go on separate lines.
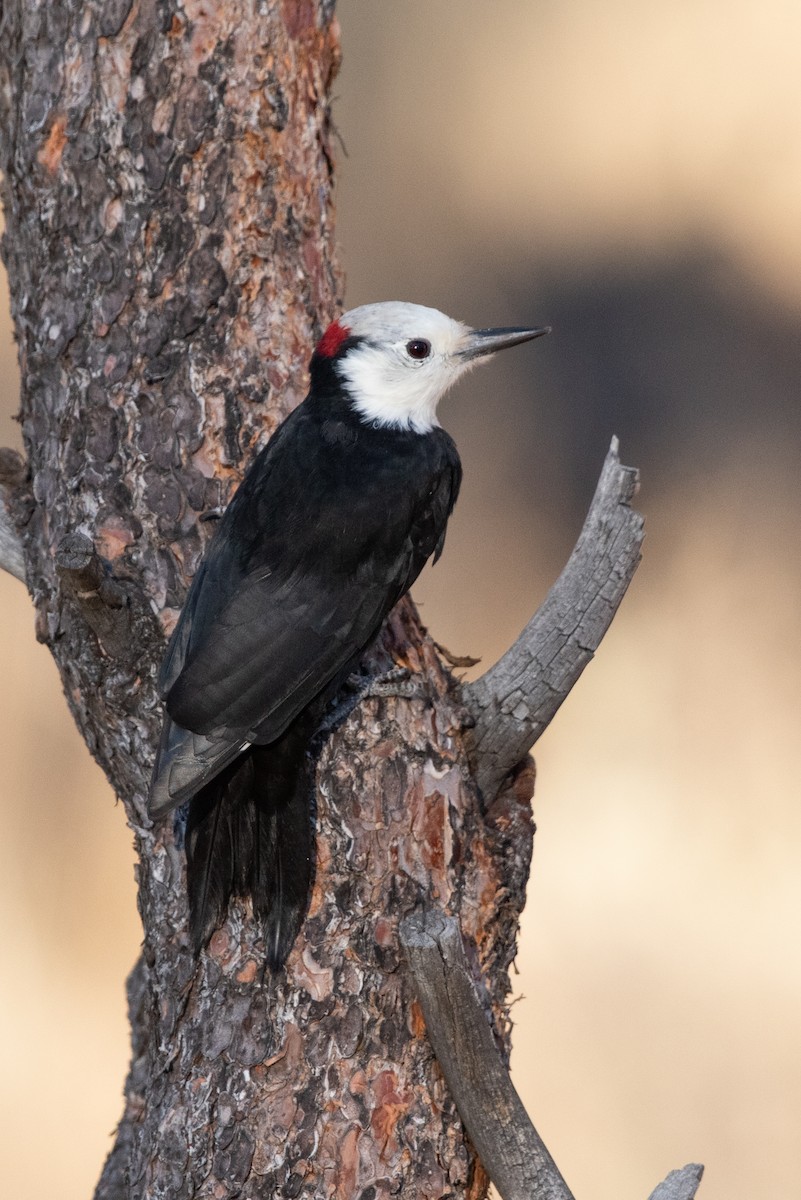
top-left (185, 753), bottom-right (254, 953)
top-left (185, 730), bottom-right (314, 968)
top-left (250, 730), bottom-right (315, 971)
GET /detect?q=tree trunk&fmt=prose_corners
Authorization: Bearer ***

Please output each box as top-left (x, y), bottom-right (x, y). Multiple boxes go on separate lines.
top-left (0, 4), bottom-right (532, 1197)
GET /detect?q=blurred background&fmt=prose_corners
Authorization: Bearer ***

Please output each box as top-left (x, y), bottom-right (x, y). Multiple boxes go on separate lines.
top-left (2, 2), bottom-right (800, 1197)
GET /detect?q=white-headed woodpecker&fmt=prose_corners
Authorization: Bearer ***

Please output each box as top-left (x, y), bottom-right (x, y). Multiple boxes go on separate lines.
top-left (149, 301), bottom-right (549, 967)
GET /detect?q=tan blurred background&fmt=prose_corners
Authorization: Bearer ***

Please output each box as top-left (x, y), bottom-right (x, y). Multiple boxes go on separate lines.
top-left (2, 2), bottom-right (800, 1197)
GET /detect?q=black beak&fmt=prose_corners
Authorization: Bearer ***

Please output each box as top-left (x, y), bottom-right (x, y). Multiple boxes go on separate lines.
top-left (459, 324), bottom-right (551, 361)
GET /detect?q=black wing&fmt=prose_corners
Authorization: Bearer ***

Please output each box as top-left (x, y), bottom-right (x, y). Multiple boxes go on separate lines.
top-left (167, 557), bottom-right (405, 737)
top-left (150, 412), bottom-right (460, 813)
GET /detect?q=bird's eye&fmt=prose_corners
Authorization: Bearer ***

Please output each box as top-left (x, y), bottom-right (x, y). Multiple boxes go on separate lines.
top-left (406, 339), bottom-right (432, 360)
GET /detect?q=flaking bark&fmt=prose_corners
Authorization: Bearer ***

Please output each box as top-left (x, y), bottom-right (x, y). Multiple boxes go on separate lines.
top-left (0, 4), bottom-right (533, 1197)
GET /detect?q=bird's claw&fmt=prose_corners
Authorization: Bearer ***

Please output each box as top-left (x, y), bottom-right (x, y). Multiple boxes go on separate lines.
top-left (314, 666), bottom-right (426, 742)
top-left (353, 665), bottom-right (419, 700)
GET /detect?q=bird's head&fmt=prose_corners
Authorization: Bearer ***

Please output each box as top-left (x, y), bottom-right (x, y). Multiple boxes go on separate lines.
top-left (313, 301), bottom-right (549, 434)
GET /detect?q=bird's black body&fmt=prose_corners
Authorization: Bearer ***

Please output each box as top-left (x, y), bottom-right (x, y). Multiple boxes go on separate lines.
top-left (151, 339), bottom-right (462, 966)
top-left (149, 300), bottom-right (547, 966)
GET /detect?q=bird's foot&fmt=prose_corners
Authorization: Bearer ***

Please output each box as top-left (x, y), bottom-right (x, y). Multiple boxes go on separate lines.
top-left (315, 666), bottom-right (427, 742)
top-left (354, 665), bottom-right (420, 700)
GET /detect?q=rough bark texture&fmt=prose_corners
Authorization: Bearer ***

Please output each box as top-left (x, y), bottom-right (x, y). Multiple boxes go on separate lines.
top-left (0, 3), bottom-right (533, 1197)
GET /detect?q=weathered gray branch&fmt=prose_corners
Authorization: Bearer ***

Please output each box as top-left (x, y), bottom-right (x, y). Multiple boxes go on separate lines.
top-left (0, 449), bottom-right (25, 581)
top-left (465, 437), bottom-right (644, 799)
top-left (648, 1163), bottom-right (705, 1200)
top-left (400, 909), bottom-right (575, 1200)
top-left (0, 485), bottom-right (24, 580)
top-left (401, 908), bottom-right (705, 1200)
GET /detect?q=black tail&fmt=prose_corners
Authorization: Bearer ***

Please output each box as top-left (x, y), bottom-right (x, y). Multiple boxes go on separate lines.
top-left (185, 723), bottom-right (315, 969)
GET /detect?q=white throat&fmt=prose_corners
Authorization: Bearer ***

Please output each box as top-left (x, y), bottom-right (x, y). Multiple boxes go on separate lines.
top-left (333, 302), bottom-right (473, 434)
top-left (337, 347), bottom-right (444, 433)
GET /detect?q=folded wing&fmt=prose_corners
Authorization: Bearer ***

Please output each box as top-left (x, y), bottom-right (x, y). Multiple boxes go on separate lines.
top-left (149, 426), bottom-right (461, 815)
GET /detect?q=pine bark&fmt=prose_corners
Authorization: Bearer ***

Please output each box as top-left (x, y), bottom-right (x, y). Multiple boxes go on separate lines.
top-left (0, 4), bottom-right (533, 1198)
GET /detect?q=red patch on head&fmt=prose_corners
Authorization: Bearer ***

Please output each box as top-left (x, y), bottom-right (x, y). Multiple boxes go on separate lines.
top-left (315, 319), bottom-right (350, 358)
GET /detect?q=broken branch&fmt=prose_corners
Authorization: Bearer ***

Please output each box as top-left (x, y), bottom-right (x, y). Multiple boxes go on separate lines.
top-left (0, 484), bottom-right (25, 581)
top-left (401, 908), bottom-right (705, 1200)
top-left (56, 532), bottom-right (133, 659)
top-left (0, 449), bottom-right (26, 581)
top-left (400, 908), bottom-right (575, 1200)
top-left (647, 1163), bottom-right (705, 1200)
top-left (464, 437), bottom-right (644, 799)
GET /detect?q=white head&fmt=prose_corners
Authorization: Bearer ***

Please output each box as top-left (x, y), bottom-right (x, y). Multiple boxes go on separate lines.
top-left (315, 301), bottom-right (549, 434)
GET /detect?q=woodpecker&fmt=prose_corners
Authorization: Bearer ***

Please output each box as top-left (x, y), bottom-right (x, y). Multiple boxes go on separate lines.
top-left (149, 301), bottom-right (548, 967)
